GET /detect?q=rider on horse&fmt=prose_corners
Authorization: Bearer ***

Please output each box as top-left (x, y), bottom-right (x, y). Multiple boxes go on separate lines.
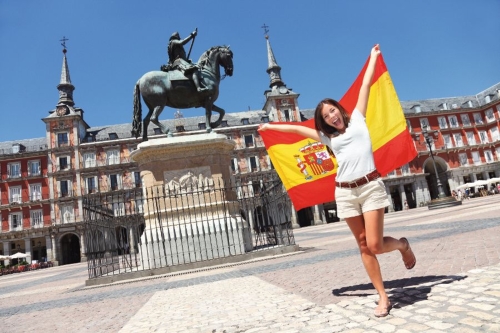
top-left (162, 29), bottom-right (207, 93)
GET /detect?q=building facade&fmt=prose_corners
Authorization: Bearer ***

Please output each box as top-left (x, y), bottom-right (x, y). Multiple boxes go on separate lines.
top-left (0, 38), bottom-right (499, 266)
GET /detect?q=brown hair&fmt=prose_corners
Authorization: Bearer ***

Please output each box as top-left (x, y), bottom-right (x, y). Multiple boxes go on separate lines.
top-left (314, 98), bottom-right (351, 137)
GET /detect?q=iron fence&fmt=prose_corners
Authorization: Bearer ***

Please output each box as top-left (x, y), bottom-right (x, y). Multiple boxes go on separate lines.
top-left (83, 173), bottom-right (295, 281)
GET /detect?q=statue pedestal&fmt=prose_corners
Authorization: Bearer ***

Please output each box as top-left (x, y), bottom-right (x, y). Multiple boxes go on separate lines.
top-left (130, 133), bottom-right (252, 270)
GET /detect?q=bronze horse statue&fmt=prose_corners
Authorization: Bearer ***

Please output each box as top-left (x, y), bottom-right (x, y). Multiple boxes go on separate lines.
top-left (132, 45), bottom-right (233, 141)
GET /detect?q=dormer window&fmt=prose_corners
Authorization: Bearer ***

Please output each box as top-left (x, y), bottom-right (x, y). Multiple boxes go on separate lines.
top-left (241, 118), bottom-right (250, 125)
top-left (462, 100), bottom-right (473, 108)
top-left (176, 125), bottom-right (185, 132)
top-left (485, 94), bottom-right (495, 104)
top-left (109, 133), bottom-right (118, 140)
top-left (153, 128), bottom-right (162, 135)
top-left (198, 123), bottom-right (206, 130)
top-left (220, 120), bottom-right (228, 127)
top-left (439, 102), bottom-right (448, 110)
top-left (412, 105), bottom-right (421, 113)
top-left (261, 116), bottom-right (269, 123)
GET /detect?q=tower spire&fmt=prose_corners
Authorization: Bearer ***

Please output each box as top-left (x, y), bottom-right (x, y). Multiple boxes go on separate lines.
top-left (262, 25), bottom-right (285, 89)
top-left (57, 36), bottom-right (75, 107)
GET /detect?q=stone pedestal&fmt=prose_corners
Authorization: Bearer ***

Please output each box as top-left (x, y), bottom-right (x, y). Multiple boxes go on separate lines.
top-left (130, 133), bottom-right (252, 270)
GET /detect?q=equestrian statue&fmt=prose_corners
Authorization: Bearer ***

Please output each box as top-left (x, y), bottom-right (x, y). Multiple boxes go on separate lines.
top-left (132, 28), bottom-right (234, 141)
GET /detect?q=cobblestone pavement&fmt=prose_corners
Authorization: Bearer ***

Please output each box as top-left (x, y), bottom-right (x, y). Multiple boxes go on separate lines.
top-left (1, 195), bottom-right (500, 332)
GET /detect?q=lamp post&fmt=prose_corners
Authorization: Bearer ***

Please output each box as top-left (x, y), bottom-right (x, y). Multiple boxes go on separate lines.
top-left (422, 125), bottom-right (446, 199)
top-left (421, 125), bottom-right (462, 209)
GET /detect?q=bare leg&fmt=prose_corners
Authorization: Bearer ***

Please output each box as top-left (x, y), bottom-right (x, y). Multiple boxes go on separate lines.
top-left (345, 208), bottom-right (407, 316)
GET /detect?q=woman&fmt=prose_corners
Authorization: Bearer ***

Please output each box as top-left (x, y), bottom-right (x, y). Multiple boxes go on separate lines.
top-left (258, 44), bottom-right (416, 317)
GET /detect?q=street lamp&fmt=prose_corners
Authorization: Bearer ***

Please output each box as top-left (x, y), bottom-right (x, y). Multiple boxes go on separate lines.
top-left (422, 125), bottom-right (446, 199)
top-left (421, 125), bottom-right (462, 209)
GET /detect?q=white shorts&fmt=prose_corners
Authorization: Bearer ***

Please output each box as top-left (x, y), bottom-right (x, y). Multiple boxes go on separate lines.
top-left (335, 178), bottom-right (390, 219)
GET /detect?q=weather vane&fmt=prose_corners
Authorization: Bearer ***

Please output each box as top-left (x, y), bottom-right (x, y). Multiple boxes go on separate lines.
top-left (60, 36), bottom-right (69, 50)
top-left (261, 24), bottom-right (269, 38)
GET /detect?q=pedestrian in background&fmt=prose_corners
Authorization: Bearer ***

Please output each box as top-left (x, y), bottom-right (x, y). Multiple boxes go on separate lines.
top-left (258, 44), bottom-right (416, 317)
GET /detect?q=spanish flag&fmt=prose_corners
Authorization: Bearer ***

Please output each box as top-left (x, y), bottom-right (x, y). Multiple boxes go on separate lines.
top-left (260, 54), bottom-right (417, 211)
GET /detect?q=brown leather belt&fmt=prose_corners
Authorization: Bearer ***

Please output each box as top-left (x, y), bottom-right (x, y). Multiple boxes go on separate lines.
top-left (336, 170), bottom-right (381, 189)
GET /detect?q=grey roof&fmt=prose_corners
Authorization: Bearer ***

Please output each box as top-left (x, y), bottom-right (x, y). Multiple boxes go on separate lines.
top-left (401, 82), bottom-right (500, 114)
top-left (0, 137), bottom-right (47, 155)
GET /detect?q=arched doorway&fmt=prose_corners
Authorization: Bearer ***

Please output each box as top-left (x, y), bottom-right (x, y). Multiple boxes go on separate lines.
top-left (115, 226), bottom-right (129, 255)
top-left (423, 156), bottom-right (450, 199)
top-left (60, 233), bottom-right (81, 265)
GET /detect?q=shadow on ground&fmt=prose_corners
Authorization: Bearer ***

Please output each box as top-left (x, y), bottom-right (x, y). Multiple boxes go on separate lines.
top-left (332, 274), bottom-right (466, 308)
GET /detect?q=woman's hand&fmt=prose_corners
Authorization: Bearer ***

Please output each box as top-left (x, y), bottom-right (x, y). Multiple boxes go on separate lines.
top-left (371, 44), bottom-right (381, 58)
top-left (258, 123), bottom-right (270, 132)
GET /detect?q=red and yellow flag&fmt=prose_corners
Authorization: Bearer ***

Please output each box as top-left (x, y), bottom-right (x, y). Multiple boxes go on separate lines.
top-left (260, 54), bottom-right (417, 211)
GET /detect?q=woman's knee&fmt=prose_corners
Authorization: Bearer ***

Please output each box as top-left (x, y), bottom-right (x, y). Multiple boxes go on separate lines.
top-left (367, 241), bottom-right (384, 254)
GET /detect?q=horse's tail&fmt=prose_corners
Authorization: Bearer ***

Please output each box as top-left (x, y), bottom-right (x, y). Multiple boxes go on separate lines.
top-left (131, 81), bottom-right (142, 138)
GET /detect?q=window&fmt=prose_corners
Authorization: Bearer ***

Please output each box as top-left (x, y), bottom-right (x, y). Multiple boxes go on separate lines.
top-left (10, 212), bottom-right (23, 231)
top-left (473, 113), bottom-right (483, 125)
top-left (134, 172), bottom-right (141, 187)
top-left (107, 150), bottom-right (120, 165)
top-left (465, 132), bottom-right (476, 145)
top-left (83, 152), bottom-right (96, 168)
top-left (244, 134), bottom-right (254, 148)
top-left (28, 160), bottom-right (41, 176)
top-left (31, 210), bottom-right (43, 228)
top-left (60, 205), bottom-right (74, 224)
top-left (462, 100), bottom-right (473, 108)
top-left (58, 156), bottom-right (69, 170)
top-left (231, 158), bottom-right (238, 174)
top-left (220, 120), bottom-right (228, 127)
top-left (412, 105), bottom-right (422, 113)
top-left (453, 133), bottom-right (464, 147)
top-left (9, 186), bottom-right (21, 203)
top-left (248, 156), bottom-right (259, 172)
top-left (85, 176), bottom-right (97, 194)
top-left (283, 109), bottom-right (291, 122)
top-left (241, 118), bottom-right (249, 125)
top-left (485, 150), bottom-right (494, 163)
top-left (108, 132), bottom-right (118, 140)
top-left (29, 183), bottom-right (42, 201)
top-left (8, 162), bottom-right (21, 178)
top-left (261, 116), bottom-right (269, 123)
top-left (59, 180), bottom-right (70, 197)
top-left (461, 114), bottom-right (471, 127)
top-left (153, 128), bottom-right (162, 135)
top-left (448, 115), bottom-right (459, 128)
top-left (491, 127), bottom-right (499, 142)
top-left (198, 123), bottom-right (206, 130)
top-left (401, 164), bottom-right (410, 176)
top-left (443, 134), bottom-right (453, 148)
top-left (109, 174), bottom-right (122, 191)
top-left (471, 151), bottom-right (481, 165)
top-left (57, 132), bottom-right (69, 147)
top-left (419, 118), bottom-right (429, 129)
top-left (485, 108), bottom-right (495, 123)
top-left (113, 202), bottom-right (125, 216)
top-left (406, 120), bottom-right (412, 132)
top-left (459, 153), bottom-right (468, 166)
top-left (437, 116), bottom-right (448, 129)
top-left (176, 125), bottom-right (185, 132)
top-left (386, 170), bottom-right (396, 177)
top-left (479, 131), bottom-right (489, 144)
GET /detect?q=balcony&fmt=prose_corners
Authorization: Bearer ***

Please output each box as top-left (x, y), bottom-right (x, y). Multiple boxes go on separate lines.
top-left (56, 190), bottom-right (74, 199)
top-left (54, 163), bottom-right (72, 172)
top-left (7, 172), bottom-right (22, 179)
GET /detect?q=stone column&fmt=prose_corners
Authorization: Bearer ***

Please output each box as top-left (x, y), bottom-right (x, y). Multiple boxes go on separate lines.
top-left (313, 204), bottom-right (325, 225)
top-left (385, 184), bottom-right (394, 213)
top-left (399, 184), bottom-right (407, 209)
top-left (80, 232), bottom-right (87, 262)
top-left (24, 238), bottom-right (32, 264)
top-left (290, 202), bottom-right (300, 228)
top-left (45, 235), bottom-right (53, 263)
top-left (3, 241), bottom-right (10, 266)
top-left (128, 226), bottom-right (136, 254)
top-left (50, 233), bottom-right (58, 264)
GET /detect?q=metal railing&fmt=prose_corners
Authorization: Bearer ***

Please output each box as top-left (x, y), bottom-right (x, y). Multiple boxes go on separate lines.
top-left (83, 173), bottom-right (295, 280)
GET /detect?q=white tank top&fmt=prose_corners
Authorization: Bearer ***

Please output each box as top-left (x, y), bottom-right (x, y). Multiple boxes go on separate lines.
top-left (319, 109), bottom-right (375, 182)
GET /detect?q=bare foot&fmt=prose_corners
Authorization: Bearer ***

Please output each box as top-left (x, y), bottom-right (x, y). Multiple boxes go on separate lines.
top-left (400, 237), bottom-right (416, 269)
top-left (374, 297), bottom-right (392, 317)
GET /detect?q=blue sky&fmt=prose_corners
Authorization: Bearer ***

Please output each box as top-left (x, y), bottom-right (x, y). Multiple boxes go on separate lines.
top-left (1, 0), bottom-right (499, 142)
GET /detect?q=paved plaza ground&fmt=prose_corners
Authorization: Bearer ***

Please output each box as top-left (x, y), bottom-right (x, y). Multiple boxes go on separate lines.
top-left (1, 195), bottom-right (500, 332)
